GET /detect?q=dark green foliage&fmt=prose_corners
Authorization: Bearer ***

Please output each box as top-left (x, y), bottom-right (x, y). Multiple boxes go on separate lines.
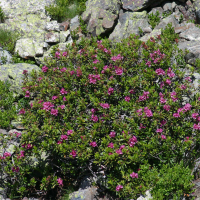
top-left (0, 6), bottom-right (5, 23)
top-left (0, 24), bottom-right (197, 199)
top-left (148, 11), bottom-right (160, 29)
top-left (45, 0), bottom-right (87, 22)
top-left (0, 26), bottom-right (21, 55)
top-left (0, 80), bottom-right (17, 129)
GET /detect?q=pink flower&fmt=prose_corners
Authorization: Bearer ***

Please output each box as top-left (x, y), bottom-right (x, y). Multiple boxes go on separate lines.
top-left (163, 105), bottom-right (170, 111)
top-left (91, 114), bottom-right (98, 122)
top-left (42, 66), bottom-right (48, 72)
top-left (57, 178), bottom-right (63, 186)
top-left (137, 109), bottom-right (143, 116)
top-left (155, 68), bottom-right (165, 75)
top-left (4, 152), bottom-right (11, 157)
top-left (165, 79), bottom-right (171, 85)
top-left (109, 152), bottom-right (113, 155)
top-left (90, 141), bottom-right (97, 147)
top-left (55, 51), bottom-right (61, 59)
top-left (109, 75), bottom-right (114, 80)
top-left (52, 96), bottom-right (58, 100)
top-left (69, 71), bottom-right (75, 75)
top-left (111, 54), bottom-right (123, 61)
top-left (139, 123), bottom-right (146, 129)
top-left (108, 87), bottom-right (114, 95)
top-left (57, 140), bottom-right (62, 144)
top-left (115, 68), bottom-right (123, 75)
top-left (171, 91), bottom-right (176, 97)
top-left (125, 96), bottom-right (130, 102)
top-left (172, 96), bottom-right (178, 102)
top-left (42, 102), bottom-right (54, 111)
top-left (173, 113), bottom-right (180, 118)
top-left (139, 95), bottom-right (146, 101)
top-left (185, 77), bottom-right (192, 82)
top-left (59, 105), bottom-right (65, 109)
top-left (116, 185), bottom-right (123, 191)
top-left (61, 135), bottom-right (68, 141)
top-left (129, 136), bottom-right (137, 147)
top-left (93, 59), bottom-right (100, 64)
top-left (108, 143), bottom-right (114, 148)
top-left (91, 108), bottom-right (98, 113)
top-left (184, 137), bottom-right (190, 142)
top-left (159, 92), bottom-right (164, 98)
top-left (180, 85), bottom-right (186, 90)
top-left (99, 103), bottom-right (110, 109)
top-left (120, 145), bottom-right (125, 150)
top-left (53, 67), bottom-right (59, 71)
top-left (27, 144), bottom-right (33, 150)
top-left (177, 108), bottom-right (184, 114)
top-left (14, 131), bottom-right (21, 137)
top-left (60, 88), bottom-right (67, 95)
top-left (160, 82), bottom-right (164, 88)
top-left (25, 90), bottom-right (30, 97)
top-left (130, 172), bottom-right (138, 178)
top-left (62, 52), bottom-right (68, 57)
top-left (193, 123), bottom-right (200, 130)
top-left (145, 109), bottom-right (153, 117)
top-left (146, 61), bottom-right (151, 67)
top-left (18, 151), bottom-right (25, 158)
top-left (103, 65), bottom-right (108, 70)
top-left (63, 96), bottom-right (67, 101)
top-left (192, 113), bottom-right (199, 120)
top-left (109, 131), bottom-right (116, 138)
top-left (22, 70), bottom-right (28, 74)
top-left (67, 130), bottom-right (73, 135)
top-left (116, 149), bottom-right (123, 155)
top-left (183, 103), bottom-right (192, 111)
top-left (129, 89), bottom-right (135, 94)
top-left (70, 150), bottom-right (77, 158)
top-left (19, 108), bottom-right (26, 115)
top-left (12, 166), bottom-right (20, 173)
top-left (51, 109), bottom-right (58, 116)
top-left (156, 129), bottom-right (163, 133)
top-left (160, 120), bottom-right (167, 126)
top-left (161, 135), bottom-right (166, 140)
top-left (160, 97), bottom-right (167, 104)
top-left (168, 72), bottom-right (175, 78)
top-left (60, 67), bottom-right (67, 72)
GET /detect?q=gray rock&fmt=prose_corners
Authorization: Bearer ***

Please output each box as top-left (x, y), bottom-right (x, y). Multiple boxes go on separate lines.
top-left (121, 0), bottom-right (166, 11)
top-left (70, 15), bottom-right (80, 32)
top-left (194, 0), bottom-right (200, 23)
top-left (0, 48), bottom-right (13, 65)
top-left (149, 7), bottom-right (164, 16)
top-left (81, 0), bottom-right (120, 36)
top-left (162, 1), bottom-right (173, 12)
top-left (45, 20), bottom-right (60, 32)
top-left (179, 26), bottom-right (200, 41)
top-left (109, 11), bottom-right (149, 43)
top-left (69, 187), bottom-right (97, 200)
top-left (154, 14), bottom-right (179, 30)
top-left (0, 63), bottom-right (41, 96)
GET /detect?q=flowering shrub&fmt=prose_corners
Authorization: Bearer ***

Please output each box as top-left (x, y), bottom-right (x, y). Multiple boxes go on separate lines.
top-left (0, 24), bottom-right (198, 199)
top-left (0, 80), bottom-right (22, 129)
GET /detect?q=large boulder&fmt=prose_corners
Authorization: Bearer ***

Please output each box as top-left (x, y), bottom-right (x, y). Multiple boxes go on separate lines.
top-left (109, 11), bottom-right (149, 43)
top-left (81, 0), bottom-right (121, 37)
top-left (0, 63), bottom-right (41, 96)
top-left (0, 47), bottom-right (13, 65)
top-left (121, 0), bottom-right (165, 11)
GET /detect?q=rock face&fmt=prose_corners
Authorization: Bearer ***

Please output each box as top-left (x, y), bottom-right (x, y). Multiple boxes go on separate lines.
top-left (2, 0), bottom-right (200, 199)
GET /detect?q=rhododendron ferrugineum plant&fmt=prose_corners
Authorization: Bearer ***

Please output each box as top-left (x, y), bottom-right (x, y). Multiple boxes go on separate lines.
top-left (0, 24), bottom-right (197, 199)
